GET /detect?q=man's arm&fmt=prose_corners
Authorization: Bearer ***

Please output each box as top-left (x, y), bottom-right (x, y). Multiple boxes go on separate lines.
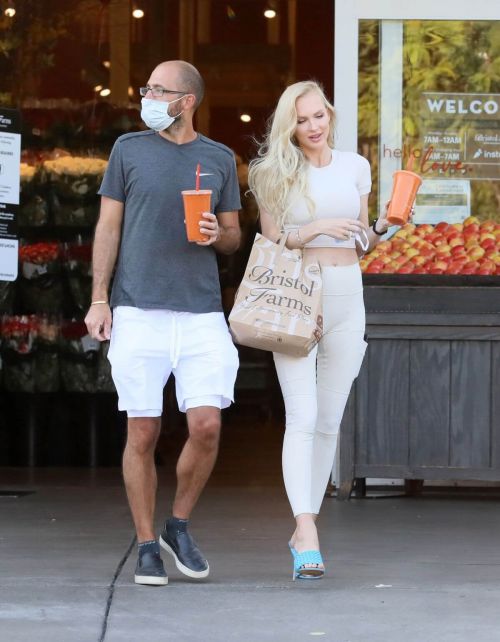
top-left (84, 196), bottom-right (124, 340)
top-left (198, 210), bottom-right (241, 255)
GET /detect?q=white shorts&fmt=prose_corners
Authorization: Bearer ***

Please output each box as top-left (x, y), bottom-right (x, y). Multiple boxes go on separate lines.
top-left (108, 307), bottom-right (239, 417)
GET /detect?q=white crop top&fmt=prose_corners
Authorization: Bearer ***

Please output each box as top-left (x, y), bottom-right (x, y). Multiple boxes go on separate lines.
top-left (283, 149), bottom-right (371, 249)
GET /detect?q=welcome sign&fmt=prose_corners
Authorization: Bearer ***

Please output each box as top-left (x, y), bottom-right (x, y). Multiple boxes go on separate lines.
top-left (422, 94), bottom-right (499, 119)
top-left (418, 92), bottom-right (500, 181)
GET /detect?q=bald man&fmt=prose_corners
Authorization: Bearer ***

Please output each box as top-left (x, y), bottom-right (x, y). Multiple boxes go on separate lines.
top-left (85, 61), bottom-right (241, 586)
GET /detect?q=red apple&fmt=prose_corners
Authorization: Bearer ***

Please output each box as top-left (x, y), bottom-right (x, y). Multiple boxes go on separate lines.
top-left (376, 241), bottom-right (392, 252)
top-left (464, 235), bottom-right (480, 248)
top-left (451, 245), bottom-right (466, 257)
top-left (419, 247), bottom-right (435, 259)
top-left (433, 259), bottom-right (449, 271)
top-left (436, 244), bottom-right (452, 256)
top-left (478, 259), bottom-right (496, 272)
top-left (426, 232), bottom-right (442, 244)
top-left (467, 246), bottom-right (486, 260)
top-left (367, 258), bottom-right (384, 270)
top-left (435, 222), bottom-right (449, 233)
top-left (392, 239), bottom-right (411, 252)
top-left (359, 259), bottom-right (370, 271)
top-left (445, 262), bottom-right (464, 274)
top-left (405, 247), bottom-right (420, 259)
top-left (462, 260), bottom-right (480, 274)
top-left (480, 238), bottom-right (496, 251)
top-left (397, 263), bottom-right (415, 274)
top-left (451, 254), bottom-right (468, 265)
top-left (449, 236), bottom-right (465, 248)
top-left (480, 220), bottom-right (495, 232)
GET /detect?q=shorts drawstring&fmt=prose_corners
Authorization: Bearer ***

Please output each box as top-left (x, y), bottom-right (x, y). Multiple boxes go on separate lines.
top-left (170, 313), bottom-right (182, 369)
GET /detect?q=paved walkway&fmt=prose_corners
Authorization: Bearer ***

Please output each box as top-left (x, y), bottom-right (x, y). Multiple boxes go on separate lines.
top-left (1, 409), bottom-right (500, 642)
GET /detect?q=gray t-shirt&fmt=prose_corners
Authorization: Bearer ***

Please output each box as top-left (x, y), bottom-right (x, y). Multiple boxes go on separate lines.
top-left (98, 130), bottom-right (241, 313)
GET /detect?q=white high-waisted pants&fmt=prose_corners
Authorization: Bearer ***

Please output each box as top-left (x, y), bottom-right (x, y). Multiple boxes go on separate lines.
top-left (273, 263), bottom-right (367, 516)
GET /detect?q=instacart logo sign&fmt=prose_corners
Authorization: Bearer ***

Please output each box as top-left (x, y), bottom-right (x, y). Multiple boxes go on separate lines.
top-left (422, 93), bottom-right (500, 120)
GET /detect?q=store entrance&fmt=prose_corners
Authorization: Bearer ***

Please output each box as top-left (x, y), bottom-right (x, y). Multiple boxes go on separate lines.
top-left (0, 0), bottom-right (333, 466)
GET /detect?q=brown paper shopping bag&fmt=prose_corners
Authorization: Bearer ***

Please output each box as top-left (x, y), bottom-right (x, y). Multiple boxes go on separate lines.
top-left (229, 233), bottom-right (322, 357)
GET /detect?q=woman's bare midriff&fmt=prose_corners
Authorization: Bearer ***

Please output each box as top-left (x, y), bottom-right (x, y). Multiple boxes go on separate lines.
top-left (303, 246), bottom-right (359, 267)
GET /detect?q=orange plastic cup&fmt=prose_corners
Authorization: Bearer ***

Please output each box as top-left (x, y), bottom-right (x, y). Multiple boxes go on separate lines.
top-left (182, 190), bottom-right (212, 242)
top-left (386, 170), bottom-right (422, 226)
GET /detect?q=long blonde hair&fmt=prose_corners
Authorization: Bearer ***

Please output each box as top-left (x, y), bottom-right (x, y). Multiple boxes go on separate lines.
top-left (248, 80), bottom-right (336, 227)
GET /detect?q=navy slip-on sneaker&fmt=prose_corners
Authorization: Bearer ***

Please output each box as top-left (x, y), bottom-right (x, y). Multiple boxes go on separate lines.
top-left (134, 547), bottom-right (168, 586)
top-left (159, 518), bottom-right (209, 579)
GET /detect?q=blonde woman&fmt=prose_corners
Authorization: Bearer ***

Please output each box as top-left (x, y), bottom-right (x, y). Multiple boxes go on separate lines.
top-left (248, 81), bottom-right (390, 580)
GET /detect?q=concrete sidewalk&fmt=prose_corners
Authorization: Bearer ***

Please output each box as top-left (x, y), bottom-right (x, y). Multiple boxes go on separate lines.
top-left (1, 413), bottom-right (500, 642)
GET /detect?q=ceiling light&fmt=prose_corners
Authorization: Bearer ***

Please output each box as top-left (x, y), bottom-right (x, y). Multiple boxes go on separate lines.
top-left (102, 60), bottom-right (111, 69)
top-left (99, 88), bottom-right (111, 97)
top-left (240, 113), bottom-right (252, 123)
top-left (94, 85), bottom-right (103, 92)
top-left (132, 8), bottom-right (144, 19)
top-left (264, 9), bottom-right (276, 19)
top-left (4, 5), bottom-right (16, 17)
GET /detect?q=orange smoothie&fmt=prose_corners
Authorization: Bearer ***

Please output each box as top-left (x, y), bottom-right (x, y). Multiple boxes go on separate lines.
top-left (182, 190), bottom-right (212, 242)
top-left (387, 170), bottom-right (422, 226)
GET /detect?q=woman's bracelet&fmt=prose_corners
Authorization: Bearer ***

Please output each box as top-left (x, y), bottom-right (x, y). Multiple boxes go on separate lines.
top-left (91, 300), bottom-right (108, 306)
top-left (372, 219), bottom-right (385, 236)
top-left (295, 228), bottom-right (304, 247)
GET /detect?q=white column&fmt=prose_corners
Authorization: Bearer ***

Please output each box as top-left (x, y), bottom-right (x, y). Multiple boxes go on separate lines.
top-left (334, 2), bottom-right (359, 151)
top-left (378, 20), bottom-right (403, 218)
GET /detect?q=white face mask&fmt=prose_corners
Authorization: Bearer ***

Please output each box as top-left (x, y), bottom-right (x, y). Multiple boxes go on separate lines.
top-left (140, 96), bottom-right (184, 131)
top-left (355, 228), bottom-right (369, 252)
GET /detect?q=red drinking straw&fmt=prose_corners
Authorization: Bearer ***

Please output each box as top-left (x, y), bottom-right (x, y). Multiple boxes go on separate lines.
top-left (195, 163), bottom-right (201, 191)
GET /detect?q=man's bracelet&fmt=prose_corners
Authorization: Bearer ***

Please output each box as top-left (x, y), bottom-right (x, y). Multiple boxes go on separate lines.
top-left (91, 300), bottom-right (108, 306)
top-left (372, 219), bottom-right (385, 236)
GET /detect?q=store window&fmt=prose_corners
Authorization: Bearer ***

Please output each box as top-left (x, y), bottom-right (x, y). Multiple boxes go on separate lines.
top-left (335, 2), bottom-right (499, 277)
top-left (357, 18), bottom-right (500, 275)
